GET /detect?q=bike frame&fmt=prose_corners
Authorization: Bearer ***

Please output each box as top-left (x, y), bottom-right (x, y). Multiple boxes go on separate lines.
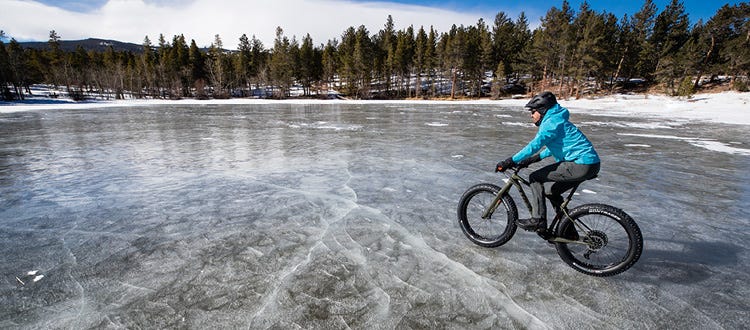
top-left (481, 168), bottom-right (586, 244)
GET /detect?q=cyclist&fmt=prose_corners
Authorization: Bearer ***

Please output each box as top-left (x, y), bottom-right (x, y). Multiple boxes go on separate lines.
top-left (496, 91), bottom-right (600, 231)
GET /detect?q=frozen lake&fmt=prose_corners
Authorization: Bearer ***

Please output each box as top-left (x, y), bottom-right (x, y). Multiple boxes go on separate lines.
top-left (1, 103), bottom-right (748, 328)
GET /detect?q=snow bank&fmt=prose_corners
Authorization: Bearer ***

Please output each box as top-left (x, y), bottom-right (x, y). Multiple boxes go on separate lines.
top-left (557, 92), bottom-right (750, 126)
top-left (1, 91), bottom-right (748, 125)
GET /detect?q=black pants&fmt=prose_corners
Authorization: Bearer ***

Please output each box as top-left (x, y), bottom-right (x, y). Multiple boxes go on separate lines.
top-left (528, 162), bottom-right (600, 219)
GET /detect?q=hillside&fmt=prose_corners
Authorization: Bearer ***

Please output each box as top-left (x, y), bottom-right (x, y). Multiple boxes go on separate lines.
top-left (19, 38), bottom-right (143, 53)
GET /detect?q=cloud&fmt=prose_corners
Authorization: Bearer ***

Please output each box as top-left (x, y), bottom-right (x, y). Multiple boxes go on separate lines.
top-left (2, 0), bottom-right (496, 49)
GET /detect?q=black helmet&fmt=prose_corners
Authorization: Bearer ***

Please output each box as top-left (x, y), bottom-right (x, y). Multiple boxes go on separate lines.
top-left (525, 91), bottom-right (557, 115)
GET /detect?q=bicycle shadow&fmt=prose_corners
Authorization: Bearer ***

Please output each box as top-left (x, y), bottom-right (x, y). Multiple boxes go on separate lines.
top-left (629, 239), bottom-right (742, 284)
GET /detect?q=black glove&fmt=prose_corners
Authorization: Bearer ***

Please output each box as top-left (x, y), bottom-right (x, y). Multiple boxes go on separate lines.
top-left (495, 157), bottom-right (515, 172)
top-left (517, 154), bottom-right (542, 169)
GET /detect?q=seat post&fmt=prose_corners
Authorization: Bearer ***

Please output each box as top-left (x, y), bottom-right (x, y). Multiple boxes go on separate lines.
top-left (566, 184), bottom-right (580, 201)
top-left (559, 183), bottom-right (581, 210)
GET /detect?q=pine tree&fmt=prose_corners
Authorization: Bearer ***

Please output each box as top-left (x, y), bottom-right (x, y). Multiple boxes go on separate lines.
top-left (0, 38), bottom-right (13, 100)
top-left (339, 26), bottom-right (357, 97)
top-left (69, 45), bottom-right (89, 95)
top-left (442, 24), bottom-right (466, 98)
top-left (140, 36), bottom-right (157, 97)
top-left (492, 12), bottom-right (514, 82)
top-left (353, 25), bottom-right (373, 99)
top-left (509, 12), bottom-right (531, 84)
top-left (706, 3), bottom-right (750, 90)
top-left (270, 27), bottom-right (293, 98)
top-left (310, 43), bottom-right (323, 96)
top-left (532, 1), bottom-right (575, 95)
top-left (236, 34), bottom-right (252, 95)
top-left (321, 39), bottom-right (338, 94)
top-left (394, 26), bottom-right (414, 97)
top-left (414, 26), bottom-right (428, 98)
top-left (425, 26), bottom-right (438, 97)
top-left (10, 39), bottom-right (33, 99)
top-left (462, 24), bottom-right (480, 97)
top-left (680, 20), bottom-right (710, 92)
top-left (569, 2), bottom-right (606, 97)
top-left (632, 0), bottom-right (657, 81)
top-left (461, 20), bottom-right (490, 98)
top-left (46, 30), bottom-right (69, 91)
top-left (288, 36), bottom-right (300, 95)
top-left (491, 60), bottom-right (506, 99)
top-left (207, 34), bottom-right (228, 98)
top-left (103, 45), bottom-right (125, 99)
top-left (652, 0), bottom-right (690, 95)
top-left (156, 34), bottom-right (171, 98)
top-left (298, 34), bottom-right (315, 96)
top-left (249, 35), bottom-right (266, 91)
top-left (381, 15), bottom-right (396, 95)
top-left (170, 35), bottom-right (191, 97)
top-left (611, 14), bottom-right (634, 91)
top-left (189, 39), bottom-right (206, 98)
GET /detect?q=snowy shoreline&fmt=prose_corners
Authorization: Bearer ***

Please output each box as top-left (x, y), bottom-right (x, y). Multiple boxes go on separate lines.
top-left (1, 91), bottom-right (748, 125)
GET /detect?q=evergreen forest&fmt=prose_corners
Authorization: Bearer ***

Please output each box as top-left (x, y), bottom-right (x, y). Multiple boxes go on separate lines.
top-left (0, 0), bottom-right (748, 101)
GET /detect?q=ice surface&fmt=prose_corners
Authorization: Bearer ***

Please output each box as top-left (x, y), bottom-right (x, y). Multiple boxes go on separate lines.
top-left (1, 103), bottom-right (748, 328)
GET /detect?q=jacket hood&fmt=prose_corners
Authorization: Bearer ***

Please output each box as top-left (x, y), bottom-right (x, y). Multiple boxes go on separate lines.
top-left (544, 104), bottom-right (568, 121)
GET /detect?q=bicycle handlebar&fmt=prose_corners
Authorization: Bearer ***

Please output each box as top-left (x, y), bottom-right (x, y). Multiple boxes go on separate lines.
top-left (499, 166), bottom-right (521, 180)
top-left (503, 165), bottom-right (524, 175)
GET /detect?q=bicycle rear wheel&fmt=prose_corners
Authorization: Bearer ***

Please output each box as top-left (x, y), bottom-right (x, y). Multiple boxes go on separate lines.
top-left (555, 204), bottom-right (642, 277)
top-left (457, 183), bottom-right (518, 247)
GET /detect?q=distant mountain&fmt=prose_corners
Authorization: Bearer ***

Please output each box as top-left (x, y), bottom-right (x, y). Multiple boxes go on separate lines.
top-left (19, 38), bottom-right (144, 53)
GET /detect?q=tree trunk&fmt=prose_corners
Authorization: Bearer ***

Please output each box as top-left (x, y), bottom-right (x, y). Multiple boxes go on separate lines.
top-left (450, 68), bottom-right (457, 99)
top-left (693, 35), bottom-right (715, 91)
top-left (611, 47), bottom-right (627, 94)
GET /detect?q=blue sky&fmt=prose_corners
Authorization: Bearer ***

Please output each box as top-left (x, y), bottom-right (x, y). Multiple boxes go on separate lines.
top-left (34, 0), bottom-right (740, 22)
top-left (2, 0), bottom-right (743, 49)
top-left (373, 0), bottom-right (742, 22)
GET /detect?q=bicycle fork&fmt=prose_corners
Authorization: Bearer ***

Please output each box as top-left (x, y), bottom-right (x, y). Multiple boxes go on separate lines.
top-left (481, 182), bottom-right (514, 219)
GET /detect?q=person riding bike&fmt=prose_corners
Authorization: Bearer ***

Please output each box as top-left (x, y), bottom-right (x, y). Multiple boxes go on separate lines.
top-left (496, 91), bottom-right (600, 231)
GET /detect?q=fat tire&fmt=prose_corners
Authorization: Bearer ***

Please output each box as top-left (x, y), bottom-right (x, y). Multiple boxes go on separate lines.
top-left (457, 183), bottom-right (518, 247)
top-left (555, 203), bottom-right (643, 277)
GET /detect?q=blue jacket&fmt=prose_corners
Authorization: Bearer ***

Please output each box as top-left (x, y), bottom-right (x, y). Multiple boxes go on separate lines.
top-left (512, 104), bottom-right (600, 165)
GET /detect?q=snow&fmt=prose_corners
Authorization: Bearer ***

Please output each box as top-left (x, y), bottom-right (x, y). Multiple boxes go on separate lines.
top-left (2, 91), bottom-right (749, 125)
top-left (619, 133), bottom-right (750, 155)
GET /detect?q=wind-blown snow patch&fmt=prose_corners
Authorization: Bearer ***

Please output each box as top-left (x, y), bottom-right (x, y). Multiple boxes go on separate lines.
top-left (425, 122), bottom-right (448, 127)
top-left (502, 122), bottom-right (531, 127)
top-left (619, 133), bottom-right (750, 155)
top-left (689, 140), bottom-right (750, 156)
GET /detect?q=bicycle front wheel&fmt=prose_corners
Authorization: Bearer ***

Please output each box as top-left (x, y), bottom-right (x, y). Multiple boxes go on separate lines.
top-left (457, 183), bottom-right (518, 248)
top-left (555, 204), bottom-right (643, 277)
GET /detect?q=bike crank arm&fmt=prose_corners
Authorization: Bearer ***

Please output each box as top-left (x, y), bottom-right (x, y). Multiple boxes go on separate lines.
top-left (548, 237), bottom-right (589, 245)
top-left (537, 227), bottom-right (589, 245)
